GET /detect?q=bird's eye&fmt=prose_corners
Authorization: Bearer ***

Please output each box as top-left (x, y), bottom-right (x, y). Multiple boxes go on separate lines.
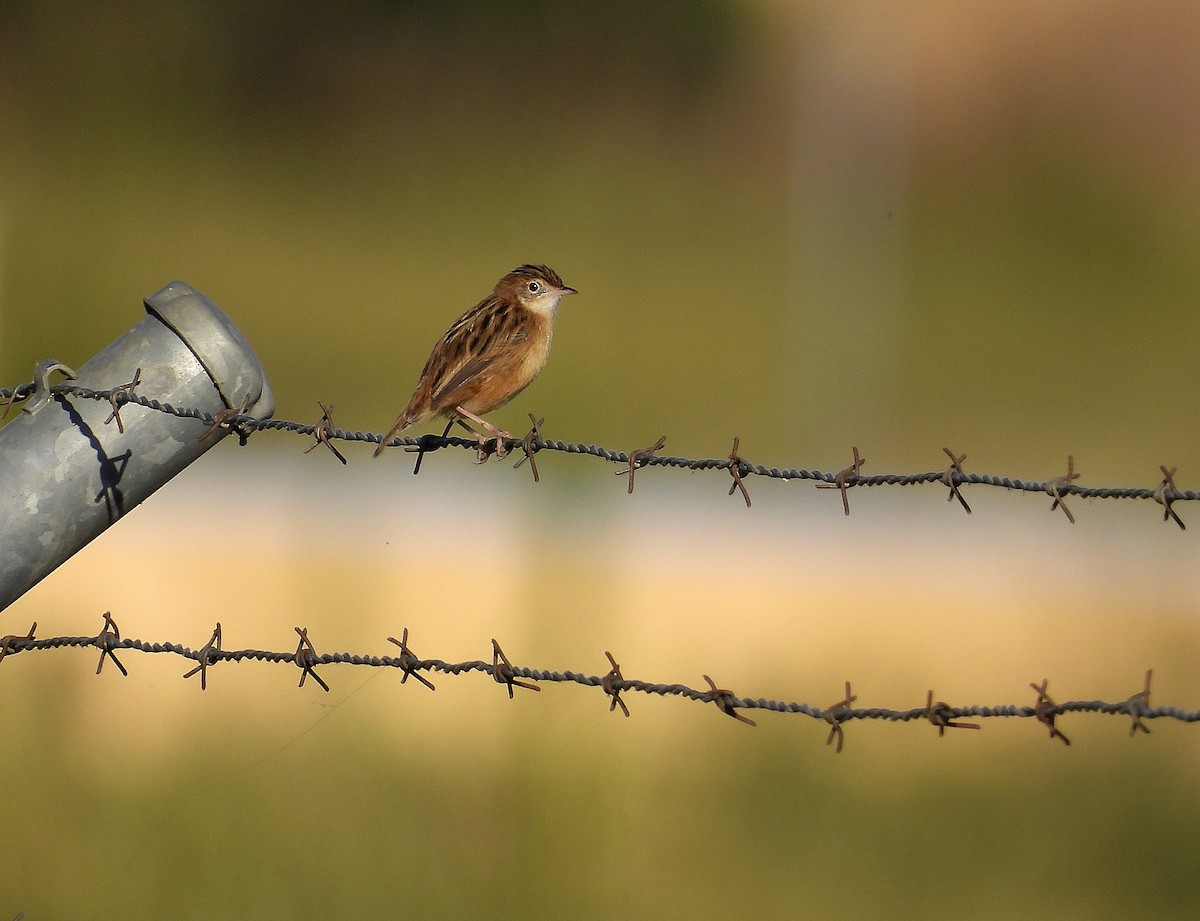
top-left (528, 281), bottom-right (541, 293)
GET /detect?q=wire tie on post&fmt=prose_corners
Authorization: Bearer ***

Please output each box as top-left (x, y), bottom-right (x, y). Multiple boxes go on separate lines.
top-left (702, 674), bottom-right (756, 726)
top-left (23, 360), bottom-right (77, 415)
top-left (601, 650), bottom-right (630, 717)
top-left (102, 368), bottom-right (142, 434)
top-left (1125, 669), bottom-right (1153, 737)
top-left (0, 622), bottom-right (37, 665)
top-left (617, 435), bottom-right (667, 495)
top-left (817, 447), bottom-right (865, 516)
top-left (726, 436), bottom-right (752, 508)
top-left (386, 628), bottom-right (435, 691)
top-left (1029, 678), bottom-right (1070, 745)
top-left (182, 623), bottom-right (223, 690)
top-left (491, 639), bottom-right (539, 698)
top-left (824, 681), bottom-right (857, 752)
top-left (512, 413), bottom-right (545, 483)
top-left (291, 626), bottom-right (329, 692)
top-left (93, 611), bottom-right (128, 677)
top-left (303, 401), bottom-right (346, 465)
top-left (941, 448), bottom-right (972, 514)
top-left (1044, 455), bottom-right (1080, 523)
top-left (1153, 466), bottom-right (1185, 530)
top-left (925, 690), bottom-right (981, 736)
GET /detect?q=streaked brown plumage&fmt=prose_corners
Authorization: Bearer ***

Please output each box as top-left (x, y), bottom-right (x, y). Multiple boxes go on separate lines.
top-left (373, 264), bottom-right (576, 459)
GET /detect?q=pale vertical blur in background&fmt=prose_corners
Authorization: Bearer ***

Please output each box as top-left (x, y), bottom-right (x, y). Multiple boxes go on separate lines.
top-left (2, 3), bottom-right (1200, 919)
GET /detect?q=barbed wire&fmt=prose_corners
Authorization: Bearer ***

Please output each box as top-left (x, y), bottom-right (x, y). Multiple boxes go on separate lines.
top-left (5, 372), bottom-right (1197, 750)
top-left (2, 375), bottom-right (1195, 526)
top-left (0, 612), bottom-right (1191, 751)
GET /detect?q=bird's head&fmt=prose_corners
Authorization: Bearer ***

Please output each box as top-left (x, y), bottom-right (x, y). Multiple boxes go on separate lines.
top-left (500, 264), bottom-right (577, 316)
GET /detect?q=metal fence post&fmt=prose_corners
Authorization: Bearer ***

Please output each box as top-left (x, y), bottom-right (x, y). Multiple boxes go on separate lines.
top-left (0, 281), bottom-right (274, 612)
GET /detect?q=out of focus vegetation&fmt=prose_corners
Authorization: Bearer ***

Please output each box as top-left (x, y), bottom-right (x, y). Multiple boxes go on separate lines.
top-left (3, 4), bottom-right (1200, 920)
top-left (2, 2), bottom-right (1198, 477)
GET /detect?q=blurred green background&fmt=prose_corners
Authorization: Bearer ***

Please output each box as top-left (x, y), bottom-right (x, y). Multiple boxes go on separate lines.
top-left (2, 2), bottom-right (1200, 919)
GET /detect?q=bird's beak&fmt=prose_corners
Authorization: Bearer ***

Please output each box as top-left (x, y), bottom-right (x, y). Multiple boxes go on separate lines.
top-left (560, 285), bottom-right (578, 296)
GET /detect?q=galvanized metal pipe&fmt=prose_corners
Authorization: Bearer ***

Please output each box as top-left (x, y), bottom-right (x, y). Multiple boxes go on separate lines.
top-left (0, 282), bottom-right (273, 612)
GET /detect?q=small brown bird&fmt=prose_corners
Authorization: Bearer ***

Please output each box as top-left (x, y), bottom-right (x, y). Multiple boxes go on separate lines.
top-left (373, 264), bottom-right (577, 460)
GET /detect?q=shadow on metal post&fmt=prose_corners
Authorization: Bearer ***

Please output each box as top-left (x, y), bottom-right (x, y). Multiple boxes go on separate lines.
top-left (0, 282), bottom-right (274, 612)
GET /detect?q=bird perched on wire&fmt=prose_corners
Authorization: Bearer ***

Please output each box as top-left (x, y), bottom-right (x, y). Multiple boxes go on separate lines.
top-left (373, 263), bottom-right (577, 462)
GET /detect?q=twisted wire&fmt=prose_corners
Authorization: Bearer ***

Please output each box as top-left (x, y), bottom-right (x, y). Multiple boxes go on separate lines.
top-left (1, 624), bottom-right (1190, 746)
top-left (2, 378), bottom-right (1193, 747)
top-left (3, 381), bottom-right (1195, 510)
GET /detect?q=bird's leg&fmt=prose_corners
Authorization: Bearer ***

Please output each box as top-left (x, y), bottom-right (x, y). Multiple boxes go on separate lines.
top-left (452, 406), bottom-right (513, 460)
top-left (451, 418), bottom-right (491, 463)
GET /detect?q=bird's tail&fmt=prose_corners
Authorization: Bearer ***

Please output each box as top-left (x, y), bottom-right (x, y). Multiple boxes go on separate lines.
top-left (373, 413), bottom-right (412, 458)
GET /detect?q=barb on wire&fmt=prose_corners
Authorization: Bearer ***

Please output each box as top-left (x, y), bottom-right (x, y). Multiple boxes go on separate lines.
top-left (1046, 455), bottom-right (1081, 523)
top-left (941, 448), bottom-right (972, 514)
top-left (407, 419), bottom-right (455, 476)
top-left (926, 689), bottom-right (981, 736)
top-left (1030, 679), bottom-right (1071, 746)
top-left (303, 401), bottom-right (347, 465)
top-left (0, 385), bottom-right (24, 419)
top-left (1, 613), bottom-right (1197, 749)
top-left (387, 628), bottom-right (436, 691)
top-left (182, 623), bottom-right (222, 690)
top-left (823, 681), bottom-right (857, 753)
top-left (512, 413), bottom-right (545, 484)
top-left (103, 368), bottom-right (141, 434)
top-left (1154, 467), bottom-right (1185, 530)
top-left (817, 447), bottom-right (866, 516)
top-left (601, 651), bottom-right (630, 717)
top-left (726, 436), bottom-right (752, 508)
top-left (196, 398), bottom-right (254, 445)
top-left (94, 611), bottom-right (128, 677)
top-left (619, 434), bottom-right (667, 495)
top-left (292, 627), bottom-right (330, 692)
top-left (703, 674), bottom-right (756, 726)
top-left (1126, 669), bottom-right (1153, 737)
top-left (0, 621), bottom-right (36, 664)
top-left (491, 639), bottom-right (539, 698)
top-left (3, 377), bottom-right (1199, 525)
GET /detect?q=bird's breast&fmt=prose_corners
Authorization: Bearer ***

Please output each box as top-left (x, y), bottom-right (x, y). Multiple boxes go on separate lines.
top-left (516, 322), bottom-right (553, 383)
top-left (458, 314), bottom-right (553, 415)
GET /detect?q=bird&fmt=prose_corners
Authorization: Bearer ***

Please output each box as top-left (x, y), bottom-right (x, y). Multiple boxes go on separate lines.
top-left (373, 263), bottom-right (577, 462)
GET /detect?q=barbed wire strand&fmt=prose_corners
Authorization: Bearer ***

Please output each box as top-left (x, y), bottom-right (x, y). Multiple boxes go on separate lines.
top-left (0, 613), bottom-right (1192, 751)
top-left (4, 374), bottom-right (1197, 748)
top-left (2, 376), bottom-right (1195, 526)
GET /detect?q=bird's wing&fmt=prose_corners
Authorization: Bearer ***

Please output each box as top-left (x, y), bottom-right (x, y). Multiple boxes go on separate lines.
top-left (424, 300), bottom-right (532, 413)
top-left (430, 354), bottom-right (495, 409)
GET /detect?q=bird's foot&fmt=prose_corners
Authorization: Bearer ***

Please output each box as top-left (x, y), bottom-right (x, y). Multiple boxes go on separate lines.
top-left (473, 430), bottom-right (513, 462)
